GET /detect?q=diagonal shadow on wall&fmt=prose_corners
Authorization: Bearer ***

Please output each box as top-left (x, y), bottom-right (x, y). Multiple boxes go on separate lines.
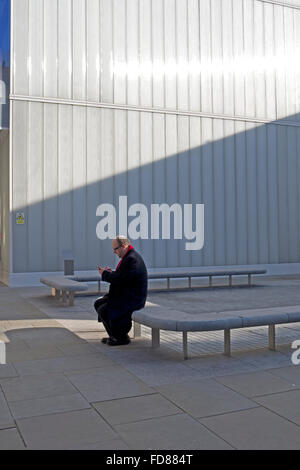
top-left (8, 107), bottom-right (300, 274)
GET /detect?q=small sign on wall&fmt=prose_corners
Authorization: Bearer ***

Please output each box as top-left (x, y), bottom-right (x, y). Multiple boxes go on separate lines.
top-left (16, 212), bottom-right (25, 225)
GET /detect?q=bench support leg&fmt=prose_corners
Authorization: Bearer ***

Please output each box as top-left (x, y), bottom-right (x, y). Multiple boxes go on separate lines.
top-left (167, 278), bottom-right (170, 290)
top-left (248, 274), bottom-right (251, 286)
top-left (209, 276), bottom-right (213, 287)
top-left (229, 275), bottom-right (232, 287)
top-left (69, 292), bottom-right (74, 307)
top-left (152, 328), bottom-right (160, 348)
top-left (224, 329), bottom-right (231, 356)
top-left (133, 322), bottom-right (141, 338)
top-left (268, 324), bottom-right (276, 351)
top-left (97, 281), bottom-right (101, 293)
top-left (188, 277), bottom-right (192, 289)
top-left (183, 332), bottom-right (188, 360)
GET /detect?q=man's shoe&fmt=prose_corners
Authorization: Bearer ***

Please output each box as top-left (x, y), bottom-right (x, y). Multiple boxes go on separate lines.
top-left (107, 336), bottom-right (131, 346)
top-left (101, 337), bottom-right (110, 344)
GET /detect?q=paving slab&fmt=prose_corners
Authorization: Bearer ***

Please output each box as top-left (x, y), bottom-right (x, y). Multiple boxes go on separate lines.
top-left (200, 407), bottom-right (300, 450)
top-left (0, 373), bottom-right (78, 402)
top-left (269, 365), bottom-right (300, 385)
top-left (6, 349), bottom-right (37, 362)
top-left (0, 388), bottom-right (14, 430)
top-left (9, 393), bottom-right (91, 419)
top-left (232, 349), bottom-right (291, 369)
top-left (93, 394), bottom-right (183, 425)
top-left (0, 301), bottom-right (45, 320)
top-left (253, 389), bottom-right (300, 425)
top-left (185, 354), bottom-right (258, 377)
top-left (12, 352), bottom-right (117, 376)
top-left (66, 365), bottom-right (154, 402)
top-left (215, 370), bottom-right (298, 397)
top-left (115, 413), bottom-right (232, 450)
top-left (52, 438), bottom-right (130, 450)
top-left (155, 378), bottom-right (258, 418)
top-left (55, 342), bottom-right (99, 356)
top-left (6, 327), bottom-right (85, 343)
top-left (113, 359), bottom-right (208, 386)
top-left (6, 339), bottom-right (64, 361)
top-left (16, 408), bottom-right (117, 449)
top-left (0, 428), bottom-right (25, 449)
top-left (0, 363), bottom-right (18, 379)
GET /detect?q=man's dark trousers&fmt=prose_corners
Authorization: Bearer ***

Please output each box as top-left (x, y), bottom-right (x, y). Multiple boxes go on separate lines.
top-left (94, 297), bottom-right (132, 340)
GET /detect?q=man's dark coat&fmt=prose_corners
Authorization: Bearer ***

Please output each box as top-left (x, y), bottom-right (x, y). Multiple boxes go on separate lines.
top-left (101, 248), bottom-right (148, 322)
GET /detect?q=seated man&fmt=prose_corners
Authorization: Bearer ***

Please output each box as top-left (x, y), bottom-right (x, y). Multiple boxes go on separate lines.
top-left (94, 236), bottom-right (148, 346)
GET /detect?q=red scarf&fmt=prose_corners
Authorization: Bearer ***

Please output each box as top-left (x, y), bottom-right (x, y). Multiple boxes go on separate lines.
top-left (116, 245), bottom-right (134, 271)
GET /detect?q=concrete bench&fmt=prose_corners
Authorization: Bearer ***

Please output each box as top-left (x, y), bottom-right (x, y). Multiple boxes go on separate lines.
top-left (40, 276), bottom-right (88, 306)
top-left (67, 268), bottom-right (267, 292)
top-left (40, 267), bottom-right (266, 306)
top-left (147, 268), bottom-right (267, 289)
top-left (132, 303), bottom-right (300, 360)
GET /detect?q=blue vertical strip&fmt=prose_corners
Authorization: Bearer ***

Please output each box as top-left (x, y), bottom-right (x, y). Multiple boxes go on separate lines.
top-left (0, 0), bottom-right (10, 128)
top-left (0, 0), bottom-right (10, 65)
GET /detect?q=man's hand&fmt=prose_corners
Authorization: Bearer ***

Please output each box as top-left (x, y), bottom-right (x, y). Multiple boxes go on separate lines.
top-left (97, 266), bottom-right (104, 275)
top-left (97, 266), bottom-right (112, 275)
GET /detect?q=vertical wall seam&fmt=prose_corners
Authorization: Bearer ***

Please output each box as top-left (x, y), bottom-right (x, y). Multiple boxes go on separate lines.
top-left (163, 0), bottom-right (167, 266)
top-left (71, 106), bottom-right (74, 261)
top-left (57, 0), bottom-right (59, 98)
top-left (55, 104), bottom-right (58, 270)
top-left (273, 3), bottom-right (278, 120)
top-left (9, 0), bottom-right (14, 274)
top-left (71, 0), bottom-right (73, 101)
top-left (41, 103), bottom-right (45, 271)
top-left (150, 0), bottom-right (153, 109)
top-left (112, 0), bottom-right (115, 104)
top-left (242, 0), bottom-right (246, 125)
top-left (253, 0), bottom-right (257, 120)
top-left (99, 0), bottom-right (102, 102)
top-left (125, 0), bottom-right (128, 106)
top-left (197, 0), bottom-right (201, 112)
top-left (137, 0), bottom-right (141, 108)
top-left (163, 0), bottom-right (167, 110)
top-left (85, 0), bottom-right (88, 268)
top-left (220, 0), bottom-right (225, 117)
top-left (42, 1), bottom-right (45, 270)
top-left (209, 0), bottom-right (213, 116)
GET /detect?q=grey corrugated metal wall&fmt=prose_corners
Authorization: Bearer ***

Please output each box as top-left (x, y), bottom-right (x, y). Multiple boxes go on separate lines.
top-left (9, 0), bottom-right (300, 273)
top-left (0, 130), bottom-right (9, 273)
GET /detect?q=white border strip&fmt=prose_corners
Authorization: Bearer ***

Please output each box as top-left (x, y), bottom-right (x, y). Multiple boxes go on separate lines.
top-left (9, 94), bottom-right (300, 128)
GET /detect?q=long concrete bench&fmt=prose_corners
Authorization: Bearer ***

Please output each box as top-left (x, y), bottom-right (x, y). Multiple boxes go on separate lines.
top-left (40, 267), bottom-right (266, 306)
top-left (40, 276), bottom-right (88, 306)
top-left (147, 268), bottom-right (267, 289)
top-left (132, 303), bottom-right (300, 359)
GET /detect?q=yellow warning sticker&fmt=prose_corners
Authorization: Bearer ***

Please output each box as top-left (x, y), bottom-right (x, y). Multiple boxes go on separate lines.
top-left (16, 212), bottom-right (25, 225)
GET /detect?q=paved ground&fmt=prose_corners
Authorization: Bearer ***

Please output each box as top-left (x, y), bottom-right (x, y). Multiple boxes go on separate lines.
top-left (1, 275), bottom-right (300, 449)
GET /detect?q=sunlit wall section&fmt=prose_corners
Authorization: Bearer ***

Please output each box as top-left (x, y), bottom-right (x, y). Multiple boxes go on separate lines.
top-left (11, 0), bottom-right (300, 122)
